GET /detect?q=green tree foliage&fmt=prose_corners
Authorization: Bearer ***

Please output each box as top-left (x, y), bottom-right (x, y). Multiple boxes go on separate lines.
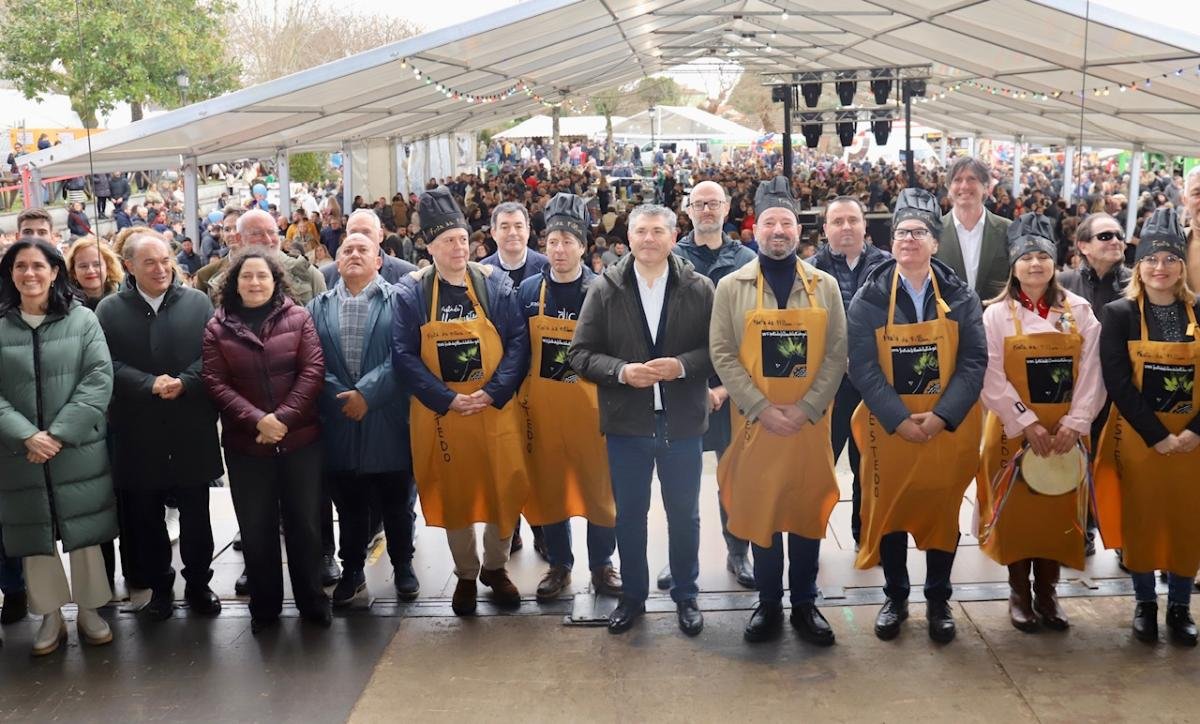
top-left (0, 0), bottom-right (241, 127)
top-left (635, 76), bottom-right (684, 109)
top-left (289, 152), bottom-right (328, 184)
top-left (728, 72), bottom-right (779, 131)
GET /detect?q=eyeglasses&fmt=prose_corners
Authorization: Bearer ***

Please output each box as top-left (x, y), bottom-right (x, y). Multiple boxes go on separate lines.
top-left (1090, 230), bottom-right (1125, 243)
top-left (892, 228), bottom-right (931, 241)
top-left (688, 200), bottom-right (725, 211)
top-left (1142, 254), bottom-right (1182, 268)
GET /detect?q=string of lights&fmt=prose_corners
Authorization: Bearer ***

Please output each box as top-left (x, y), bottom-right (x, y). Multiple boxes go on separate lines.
top-left (399, 58), bottom-right (586, 111)
top-left (916, 63), bottom-right (1200, 103)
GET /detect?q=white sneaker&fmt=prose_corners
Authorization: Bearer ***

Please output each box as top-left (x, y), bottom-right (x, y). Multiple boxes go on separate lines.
top-left (33, 610), bottom-right (67, 656)
top-left (165, 507), bottom-right (181, 544)
top-left (77, 607), bottom-right (113, 645)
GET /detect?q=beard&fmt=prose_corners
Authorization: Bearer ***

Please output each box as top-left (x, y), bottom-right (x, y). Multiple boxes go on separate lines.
top-left (693, 220), bottom-right (722, 235)
top-left (763, 235), bottom-right (796, 260)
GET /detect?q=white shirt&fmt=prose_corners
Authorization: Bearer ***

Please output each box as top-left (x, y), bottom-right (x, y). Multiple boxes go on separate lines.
top-left (138, 285), bottom-right (167, 313)
top-left (633, 264), bottom-right (668, 411)
top-left (952, 208), bottom-right (985, 291)
top-left (497, 248), bottom-right (528, 271)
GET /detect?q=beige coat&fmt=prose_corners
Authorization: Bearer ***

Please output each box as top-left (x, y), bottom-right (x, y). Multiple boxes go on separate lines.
top-left (710, 258), bottom-right (848, 423)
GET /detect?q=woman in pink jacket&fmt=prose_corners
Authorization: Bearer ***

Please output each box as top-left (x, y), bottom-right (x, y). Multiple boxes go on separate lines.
top-left (977, 213), bottom-right (1104, 633)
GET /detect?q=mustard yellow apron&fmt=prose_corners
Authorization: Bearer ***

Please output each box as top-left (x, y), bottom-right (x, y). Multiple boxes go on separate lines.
top-left (853, 268), bottom-right (983, 568)
top-left (518, 280), bottom-right (615, 527)
top-left (409, 275), bottom-right (529, 537)
top-left (717, 263), bottom-right (838, 547)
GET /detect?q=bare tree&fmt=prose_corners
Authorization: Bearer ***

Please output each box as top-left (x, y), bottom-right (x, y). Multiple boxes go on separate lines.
top-left (231, 0), bottom-right (421, 84)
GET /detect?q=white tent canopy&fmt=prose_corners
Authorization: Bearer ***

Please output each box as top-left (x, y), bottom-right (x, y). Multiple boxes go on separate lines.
top-left (18, 0), bottom-right (1200, 178)
top-left (612, 106), bottom-right (759, 143)
top-left (493, 114), bottom-right (624, 139)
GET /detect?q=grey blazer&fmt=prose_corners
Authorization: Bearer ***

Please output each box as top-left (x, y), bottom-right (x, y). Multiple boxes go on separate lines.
top-left (936, 209), bottom-right (1012, 300)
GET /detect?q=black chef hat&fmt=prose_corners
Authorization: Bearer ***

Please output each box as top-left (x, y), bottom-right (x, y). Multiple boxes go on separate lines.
top-left (1134, 206), bottom-right (1188, 264)
top-left (754, 176), bottom-right (797, 217)
top-left (544, 193), bottom-right (589, 243)
top-left (418, 186), bottom-right (469, 244)
top-left (1006, 213), bottom-right (1058, 266)
top-left (892, 188), bottom-right (943, 240)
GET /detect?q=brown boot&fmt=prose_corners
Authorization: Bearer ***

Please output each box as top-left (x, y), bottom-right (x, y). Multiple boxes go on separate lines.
top-left (479, 567), bottom-right (521, 609)
top-left (1007, 559), bottom-right (1038, 632)
top-left (451, 578), bottom-right (477, 616)
top-left (1032, 558), bottom-right (1069, 630)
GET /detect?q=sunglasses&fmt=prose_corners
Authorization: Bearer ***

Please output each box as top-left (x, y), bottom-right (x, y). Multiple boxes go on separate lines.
top-left (1090, 230), bottom-right (1125, 243)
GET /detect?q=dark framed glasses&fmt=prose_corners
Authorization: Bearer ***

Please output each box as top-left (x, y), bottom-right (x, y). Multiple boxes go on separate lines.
top-left (1091, 230), bottom-right (1125, 243)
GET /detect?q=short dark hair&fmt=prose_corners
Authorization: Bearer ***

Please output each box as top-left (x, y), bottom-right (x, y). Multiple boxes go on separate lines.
top-left (16, 207), bottom-right (52, 230)
top-left (822, 195), bottom-right (865, 224)
top-left (490, 201), bottom-right (530, 230)
top-left (216, 250), bottom-right (291, 312)
top-left (946, 157), bottom-right (990, 187)
top-left (0, 238), bottom-right (77, 316)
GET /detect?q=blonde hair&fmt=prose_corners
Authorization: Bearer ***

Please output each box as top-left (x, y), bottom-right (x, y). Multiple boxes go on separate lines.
top-left (1126, 258), bottom-right (1197, 303)
top-left (65, 237), bottom-right (124, 296)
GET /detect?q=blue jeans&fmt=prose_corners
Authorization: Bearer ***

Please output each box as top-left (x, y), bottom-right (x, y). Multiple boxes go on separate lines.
top-left (0, 525), bottom-right (25, 595)
top-left (606, 416), bottom-right (702, 605)
top-left (543, 519), bottom-right (615, 572)
top-left (753, 533), bottom-right (820, 605)
top-left (1132, 571), bottom-right (1194, 606)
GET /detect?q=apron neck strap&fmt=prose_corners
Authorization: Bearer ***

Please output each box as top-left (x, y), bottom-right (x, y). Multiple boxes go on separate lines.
top-left (1008, 299), bottom-right (1024, 337)
top-left (756, 261), bottom-right (820, 310)
top-left (538, 279), bottom-right (548, 316)
top-left (889, 266), bottom-right (947, 329)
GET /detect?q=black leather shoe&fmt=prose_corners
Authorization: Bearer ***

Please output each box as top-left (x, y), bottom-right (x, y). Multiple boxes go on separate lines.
top-left (656, 564), bottom-right (673, 591)
top-left (874, 597), bottom-right (908, 640)
top-left (302, 603), bottom-right (333, 628)
top-left (1166, 604), bottom-right (1197, 646)
top-left (234, 569), bottom-right (249, 596)
top-left (1133, 601), bottom-right (1158, 643)
top-left (321, 554), bottom-right (342, 587)
top-left (331, 569), bottom-right (367, 608)
top-left (1, 589), bottom-right (28, 624)
top-left (743, 601), bottom-right (784, 643)
top-left (726, 553), bottom-right (755, 589)
top-left (927, 600), bottom-right (956, 643)
top-left (676, 599), bottom-right (704, 636)
top-left (144, 589), bottom-right (174, 621)
top-left (184, 585), bottom-right (222, 616)
top-left (250, 616), bottom-right (279, 634)
top-left (393, 562), bottom-right (420, 602)
top-left (791, 602), bottom-right (835, 646)
top-left (608, 600), bottom-right (645, 634)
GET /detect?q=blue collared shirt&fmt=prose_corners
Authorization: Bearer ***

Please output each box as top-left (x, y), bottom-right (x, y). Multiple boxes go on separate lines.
top-left (898, 273), bottom-right (931, 323)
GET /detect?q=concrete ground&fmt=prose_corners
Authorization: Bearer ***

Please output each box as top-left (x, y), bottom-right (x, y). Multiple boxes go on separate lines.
top-left (1, 453), bottom-right (1197, 722)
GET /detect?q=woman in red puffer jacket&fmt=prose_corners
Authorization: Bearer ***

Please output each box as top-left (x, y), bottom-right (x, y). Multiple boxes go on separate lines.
top-left (201, 249), bottom-right (330, 633)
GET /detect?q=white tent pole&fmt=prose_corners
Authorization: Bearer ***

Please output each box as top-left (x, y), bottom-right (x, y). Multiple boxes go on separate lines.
top-left (342, 141), bottom-right (354, 214)
top-left (276, 150), bottom-right (291, 221)
top-left (938, 132), bottom-right (948, 166)
top-left (26, 167), bottom-right (44, 209)
top-left (1012, 135), bottom-right (1023, 201)
top-left (183, 158), bottom-right (200, 247)
top-left (1063, 140), bottom-right (1076, 203)
top-left (1125, 144), bottom-right (1143, 242)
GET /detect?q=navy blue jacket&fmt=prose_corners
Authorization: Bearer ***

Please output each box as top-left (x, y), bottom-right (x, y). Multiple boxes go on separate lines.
top-left (517, 267), bottom-right (598, 320)
top-left (480, 248), bottom-right (549, 286)
top-left (671, 231), bottom-right (756, 288)
top-left (806, 242), bottom-right (893, 310)
top-left (309, 279), bottom-right (410, 474)
top-left (391, 263), bottom-right (530, 415)
top-left (846, 258), bottom-right (986, 434)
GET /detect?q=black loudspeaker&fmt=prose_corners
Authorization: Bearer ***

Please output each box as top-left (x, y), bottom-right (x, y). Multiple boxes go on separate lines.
top-left (835, 72), bottom-right (857, 106)
top-left (771, 85), bottom-right (791, 103)
top-left (799, 112), bottom-right (823, 148)
top-left (903, 79), bottom-right (926, 101)
top-left (871, 110), bottom-right (891, 145)
top-left (836, 111), bottom-right (857, 147)
top-left (800, 73), bottom-right (822, 107)
top-left (870, 68), bottom-right (893, 104)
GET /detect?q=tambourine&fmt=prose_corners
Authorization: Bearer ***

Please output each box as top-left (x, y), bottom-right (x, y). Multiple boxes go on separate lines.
top-left (1020, 445), bottom-right (1087, 496)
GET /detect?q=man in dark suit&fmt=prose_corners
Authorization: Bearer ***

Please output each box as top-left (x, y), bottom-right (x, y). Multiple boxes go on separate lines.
top-left (935, 157), bottom-right (1012, 301)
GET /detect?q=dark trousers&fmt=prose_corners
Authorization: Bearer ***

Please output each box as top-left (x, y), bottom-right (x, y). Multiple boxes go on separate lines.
top-left (114, 485), bottom-right (148, 590)
top-left (123, 485), bottom-right (214, 594)
top-left (97, 195), bottom-right (109, 216)
top-left (227, 445), bottom-right (327, 620)
top-left (830, 376), bottom-right (863, 542)
top-left (328, 470), bottom-right (417, 574)
top-left (753, 533), bottom-right (821, 605)
top-left (0, 527), bottom-right (24, 595)
top-left (606, 415), bottom-right (702, 605)
top-left (879, 531), bottom-right (957, 603)
top-left (543, 519), bottom-right (616, 572)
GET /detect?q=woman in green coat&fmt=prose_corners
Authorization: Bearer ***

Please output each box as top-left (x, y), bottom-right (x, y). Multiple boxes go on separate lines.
top-left (0, 238), bottom-right (118, 656)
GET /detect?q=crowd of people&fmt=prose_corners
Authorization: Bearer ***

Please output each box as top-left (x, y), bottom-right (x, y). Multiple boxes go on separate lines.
top-left (0, 148), bottom-right (1198, 662)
